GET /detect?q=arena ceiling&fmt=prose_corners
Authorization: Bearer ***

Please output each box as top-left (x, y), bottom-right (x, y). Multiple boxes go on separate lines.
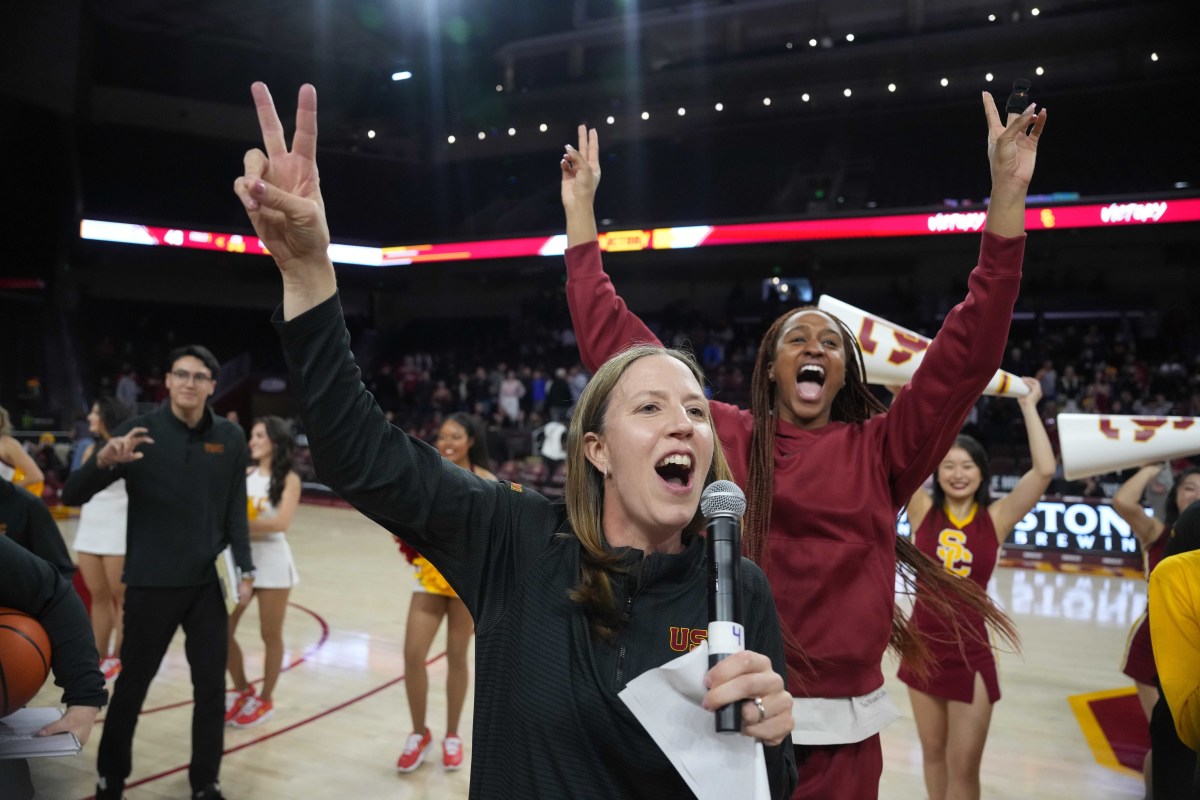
top-left (18, 0), bottom-right (1189, 164)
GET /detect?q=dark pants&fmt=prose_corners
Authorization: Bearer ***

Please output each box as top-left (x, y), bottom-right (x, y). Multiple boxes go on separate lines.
top-left (98, 583), bottom-right (228, 793)
top-left (0, 760), bottom-right (33, 800)
top-left (792, 735), bottom-right (883, 800)
top-left (1150, 695), bottom-right (1200, 799)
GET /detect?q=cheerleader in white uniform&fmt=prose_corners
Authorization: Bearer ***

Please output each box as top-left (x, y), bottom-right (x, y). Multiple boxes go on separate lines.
top-left (72, 398), bottom-right (133, 681)
top-left (225, 416), bottom-right (301, 729)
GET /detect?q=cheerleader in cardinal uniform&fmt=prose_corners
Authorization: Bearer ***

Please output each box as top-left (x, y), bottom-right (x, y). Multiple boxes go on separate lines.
top-left (897, 378), bottom-right (1055, 800)
top-left (395, 413), bottom-right (496, 774)
top-left (225, 416), bottom-right (301, 728)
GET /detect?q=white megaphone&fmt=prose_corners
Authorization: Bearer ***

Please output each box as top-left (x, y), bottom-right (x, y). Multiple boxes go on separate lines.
top-left (1058, 413), bottom-right (1200, 480)
top-left (816, 295), bottom-right (1029, 397)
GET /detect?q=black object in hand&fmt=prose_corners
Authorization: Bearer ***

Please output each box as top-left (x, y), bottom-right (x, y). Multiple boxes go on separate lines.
top-left (1006, 79), bottom-right (1032, 115)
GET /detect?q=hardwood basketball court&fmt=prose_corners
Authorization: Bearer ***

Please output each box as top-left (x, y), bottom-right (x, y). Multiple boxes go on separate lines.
top-left (29, 503), bottom-right (1147, 798)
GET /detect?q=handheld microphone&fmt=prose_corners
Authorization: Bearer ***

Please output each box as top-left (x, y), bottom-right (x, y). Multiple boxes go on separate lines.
top-left (1005, 79), bottom-right (1032, 116)
top-left (701, 480), bottom-right (746, 734)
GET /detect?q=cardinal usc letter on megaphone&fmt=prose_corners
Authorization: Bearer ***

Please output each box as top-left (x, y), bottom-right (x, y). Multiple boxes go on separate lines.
top-left (816, 295), bottom-right (1028, 397)
top-left (1058, 413), bottom-right (1200, 480)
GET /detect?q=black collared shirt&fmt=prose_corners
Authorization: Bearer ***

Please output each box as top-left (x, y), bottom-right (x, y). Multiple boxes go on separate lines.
top-left (63, 404), bottom-right (252, 586)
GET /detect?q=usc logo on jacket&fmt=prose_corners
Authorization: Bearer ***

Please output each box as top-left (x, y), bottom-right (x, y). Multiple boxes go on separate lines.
top-left (669, 627), bottom-right (708, 652)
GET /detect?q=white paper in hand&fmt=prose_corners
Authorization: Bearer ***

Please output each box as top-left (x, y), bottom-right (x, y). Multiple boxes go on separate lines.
top-left (618, 640), bottom-right (771, 800)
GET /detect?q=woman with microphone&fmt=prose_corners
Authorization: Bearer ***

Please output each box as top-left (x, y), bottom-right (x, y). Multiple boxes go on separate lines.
top-left (234, 81), bottom-right (798, 799)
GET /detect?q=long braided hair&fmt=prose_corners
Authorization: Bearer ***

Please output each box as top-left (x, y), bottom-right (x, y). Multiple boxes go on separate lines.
top-left (741, 306), bottom-right (1018, 684)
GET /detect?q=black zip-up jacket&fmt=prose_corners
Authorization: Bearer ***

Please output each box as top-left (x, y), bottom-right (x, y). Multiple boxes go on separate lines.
top-left (62, 405), bottom-right (252, 585)
top-left (0, 536), bottom-right (107, 709)
top-left (276, 294), bottom-right (796, 799)
top-left (0, 480), bottom-right (75, 577)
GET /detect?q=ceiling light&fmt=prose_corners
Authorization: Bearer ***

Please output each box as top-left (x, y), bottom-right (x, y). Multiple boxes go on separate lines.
top-left (809, 38), bottom-right (818, 47)
top-left (801, 93), bottom-right (810, 102)
top-left (677, 107), bottom-right (686, 116)
top-left (762, 97), bottom-right (772, 106)
top-left (1151, 52), bottom-right (1159, 62)
top-left (477, 131), bottom-right (486, 140)
top-left (843, 88), bottom-right (852, 97)
top-left (539, 123), bottom-right (548, 132)
top-left (714, 102), bottom-right (724, 111)
top-left (508, 127), bottom-right (516, 136)
top-left (988, 14), bottom-right (996, 21)
top-left (1031, 7), bottom-right (1040, 15)
top-left (447, 135), bottom-right (456, 144)
top-left (607, 116), bottom-right (615, 124)
top-left (940, 77), bottom-right (949, 87)
top-left (495, 84), bottom-right (503, 92)
top-left (391, 71), bottom-right (412, 81)
top-left (985, 72), bottom-right (994, 82)
top-left (845, 33), bottom-right (855, 42)
top-left (786, 42), bottom-right (793, 50)
top-left (641, 111), bottom-right (649, 120)
top-left (888, 83), bottom-right (896, 92)
top-left (1035, 66), bottom-right (1044, 75)
top-left (367, 130), bottom-right (375, 139)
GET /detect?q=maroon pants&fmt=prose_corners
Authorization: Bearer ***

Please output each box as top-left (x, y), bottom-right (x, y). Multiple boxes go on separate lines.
top-left (791, 735), bottom-right (883, 800)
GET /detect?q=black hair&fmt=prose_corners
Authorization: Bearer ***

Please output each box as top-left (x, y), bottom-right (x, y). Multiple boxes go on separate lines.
top-left (254, 415), bottom-right (295, 507)
top-left (930, 434), bottom-right (992, 509)
top-left (166, 344), bottom-right (220, 379)
top-left (94, 397), bottom-right (134, 440)
top-left (441, 412), bottom-right (491, 471)
top-left (1164, 467), bottom-right (1200, 531)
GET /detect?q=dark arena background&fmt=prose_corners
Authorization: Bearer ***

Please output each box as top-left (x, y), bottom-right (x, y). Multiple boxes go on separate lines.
top-left (1, 1), bottom-right (1197, 798)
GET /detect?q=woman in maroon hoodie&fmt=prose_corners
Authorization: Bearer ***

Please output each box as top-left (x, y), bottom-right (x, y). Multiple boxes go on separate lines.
top-left (560, 93), bottom-right (1046, 798)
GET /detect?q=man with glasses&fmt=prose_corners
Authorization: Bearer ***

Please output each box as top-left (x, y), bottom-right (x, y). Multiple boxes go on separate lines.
top-left (64, 345), bottom-right (255, 800)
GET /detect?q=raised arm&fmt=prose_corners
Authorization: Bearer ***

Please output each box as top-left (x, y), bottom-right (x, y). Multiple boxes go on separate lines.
top-left (561, 126), bottom-right (663, 373)
top-left (1111, 464), bottom-right (1165, 546)
top-left (233, 82), bottom-right (334, 320)
top-left (881, 95), bottom-right (1047, 503)
top-left (905, 486), bottom-right (935, 534)
top-left (989, 378), bottom-right (1056, 537)
top-left (240, 83), bottom-right (553, 619)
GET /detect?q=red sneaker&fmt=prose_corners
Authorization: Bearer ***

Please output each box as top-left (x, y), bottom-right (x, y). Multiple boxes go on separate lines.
top-left (224, 686), bottom-right (255, 725)
top-left (396, 728), bottom-right (432, 773)
top-left (442, 735), bottom-right (464, 771)
top-left (232, 696), bottom-right (273, 728)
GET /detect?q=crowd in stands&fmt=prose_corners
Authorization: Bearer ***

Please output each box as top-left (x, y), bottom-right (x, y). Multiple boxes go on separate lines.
top-left (8, 285), bottom-right (1198, 505)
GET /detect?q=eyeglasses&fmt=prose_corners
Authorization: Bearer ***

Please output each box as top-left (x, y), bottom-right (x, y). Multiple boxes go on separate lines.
top-left (170, 369), bottom-right (214, 385)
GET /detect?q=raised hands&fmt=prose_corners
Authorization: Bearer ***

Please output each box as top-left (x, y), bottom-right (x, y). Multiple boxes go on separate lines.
top-left (981, 90), bottom-right (1048, 237)
top-left (561, 124), bottom-right (601, 211)
top-left (1016, 376), bottom-right (1043, 410)
top-left (234, 82), bottom-right (335, 318)
top-left (95, 427), bottom-right (154, 469)
top-left (982, 90), bottom-right (1048, 194)
top-left (561, 124), bottom-right (602, 247)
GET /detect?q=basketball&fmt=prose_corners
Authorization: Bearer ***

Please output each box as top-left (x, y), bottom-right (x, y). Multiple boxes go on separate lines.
top-left (0, 607), bottom-right (52, 717)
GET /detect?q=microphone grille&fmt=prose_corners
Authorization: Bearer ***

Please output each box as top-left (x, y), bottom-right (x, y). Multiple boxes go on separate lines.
top-left (700, 480), bottom-right (746, 518)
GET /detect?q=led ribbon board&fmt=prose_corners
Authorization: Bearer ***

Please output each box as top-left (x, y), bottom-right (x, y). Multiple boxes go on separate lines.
top-left (81, 198), bottom-right (1200, 267)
